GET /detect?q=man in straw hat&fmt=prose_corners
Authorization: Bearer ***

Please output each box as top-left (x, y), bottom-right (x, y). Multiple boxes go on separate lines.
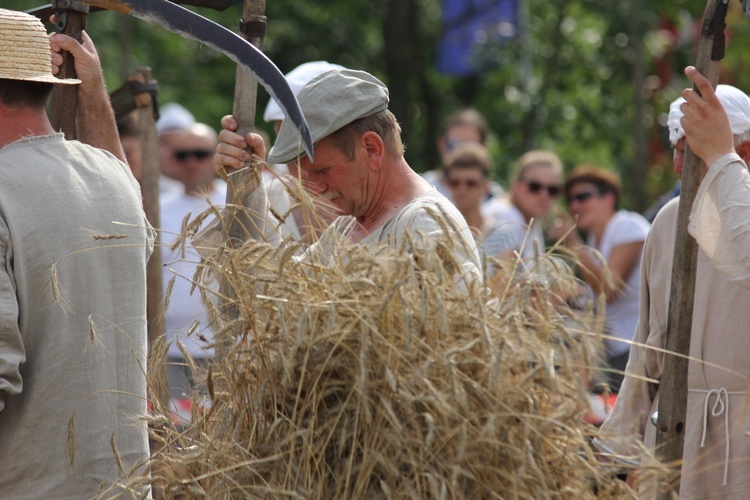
top-left (214, 68), bottom-right (481, 286)
top-left (597, 73), bottom-right (750, 497)
top-left (0, 9), bottom-right (152, 497)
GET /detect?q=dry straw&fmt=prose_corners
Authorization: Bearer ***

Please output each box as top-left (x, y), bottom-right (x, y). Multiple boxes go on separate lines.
top-left (121, 183), bottom-right (668, 498)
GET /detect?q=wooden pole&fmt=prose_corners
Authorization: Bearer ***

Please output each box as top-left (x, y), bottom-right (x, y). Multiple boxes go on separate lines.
top-left (50, 0), bottom-right (89, 139)
top-left (226, 0), bottom-right (266, 247)
top-left (217, 0), bottom-right (267, 356)
top-left (655, 0), bottom-right (728, 495)
top-left (128, 69), bottom-right (170, 414)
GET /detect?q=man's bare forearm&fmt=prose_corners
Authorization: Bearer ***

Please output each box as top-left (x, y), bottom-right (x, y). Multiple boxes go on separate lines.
top-left (77, 83), bottom-right (126, 163)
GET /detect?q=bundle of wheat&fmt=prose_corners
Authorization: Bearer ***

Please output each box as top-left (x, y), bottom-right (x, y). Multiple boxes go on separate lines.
top-left (128, 201), bottom-right (665, 499)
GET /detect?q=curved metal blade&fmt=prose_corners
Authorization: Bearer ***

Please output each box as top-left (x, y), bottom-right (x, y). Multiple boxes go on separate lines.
top-left (84, 0), bottom-right (314, 160)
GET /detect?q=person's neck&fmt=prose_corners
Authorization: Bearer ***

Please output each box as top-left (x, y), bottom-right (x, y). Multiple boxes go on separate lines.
top-left (0, 106), bottom-right (55, 148)
top-left (512, 199), bottom-right (534, 224)
top-left (588, 214), bottom-right (614, 247)
top-left (461, 206), bottom-right (485, 233)
top-left (350, 157), bottom-right (430, 241)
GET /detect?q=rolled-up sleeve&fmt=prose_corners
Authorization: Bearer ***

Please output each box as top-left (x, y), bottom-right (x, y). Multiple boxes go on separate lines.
top-left (689, 153), bottom-right (750, 289)
top-left (0, 217), bottom-right (23, 412)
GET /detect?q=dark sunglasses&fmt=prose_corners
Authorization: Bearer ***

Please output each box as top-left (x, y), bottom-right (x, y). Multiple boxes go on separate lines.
top-left (447, 178), bottom-right (482, 189)
top-left (174, 150), bottom-right (212, 161)
top-left (566, 190), bottom-right (600, 204)
top-left (525, 180), bottom-right (560, 197)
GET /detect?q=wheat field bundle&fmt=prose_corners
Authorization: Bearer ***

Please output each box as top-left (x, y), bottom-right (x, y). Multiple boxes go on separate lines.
top-left (137, 204), bottom-right (664, 498)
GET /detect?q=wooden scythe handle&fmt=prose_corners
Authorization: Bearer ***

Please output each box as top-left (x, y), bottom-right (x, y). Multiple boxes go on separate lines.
top-left (50, 1), bottom-right (89, 139)
top-left (225, 0), bottom-right (267, 248)
top-left (217, 0), bottom-right (267, 354)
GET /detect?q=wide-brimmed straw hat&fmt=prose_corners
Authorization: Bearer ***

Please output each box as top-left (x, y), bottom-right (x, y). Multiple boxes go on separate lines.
top-left (0, 8), bottom-right (80, 85)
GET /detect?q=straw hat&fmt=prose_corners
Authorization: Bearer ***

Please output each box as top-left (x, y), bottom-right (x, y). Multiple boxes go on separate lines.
top-left (0, 8), bottom-right (80, 85)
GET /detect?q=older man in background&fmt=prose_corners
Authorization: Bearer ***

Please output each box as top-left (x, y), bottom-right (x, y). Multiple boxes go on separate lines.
top-left (159, 121), bottom-right (224, 412)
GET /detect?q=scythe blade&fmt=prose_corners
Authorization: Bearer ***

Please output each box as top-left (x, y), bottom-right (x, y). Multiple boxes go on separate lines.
top-left (79, 0), bottom-right (314, 160)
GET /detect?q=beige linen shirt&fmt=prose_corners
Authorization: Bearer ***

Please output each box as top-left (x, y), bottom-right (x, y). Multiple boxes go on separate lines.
top-left (0, 135), bottom-right (153, 498)
top-left (304, 188), bottom-right (482, 288)
top-left (201, 183), bottom-right (482, 288)
top-left (599, 194), bottom-right (750, 499)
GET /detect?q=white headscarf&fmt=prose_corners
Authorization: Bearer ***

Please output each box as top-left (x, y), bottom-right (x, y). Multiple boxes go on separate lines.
top-left (668, 84), bottom-right (750, 145)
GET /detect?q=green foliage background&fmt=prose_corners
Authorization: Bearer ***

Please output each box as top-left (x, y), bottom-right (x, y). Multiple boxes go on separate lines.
top-left (6, 0), bottom-right (749, 211)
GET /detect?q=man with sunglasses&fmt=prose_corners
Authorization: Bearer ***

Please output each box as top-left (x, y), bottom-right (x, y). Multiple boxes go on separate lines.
top-left (159, 121), bottom-right (225, 411)
top-left (444, 143), bottom-right (511, 276)
top-left (423, 107), bottom-right (491, 201)
top-left (597, 72), bottom-right (750, 497)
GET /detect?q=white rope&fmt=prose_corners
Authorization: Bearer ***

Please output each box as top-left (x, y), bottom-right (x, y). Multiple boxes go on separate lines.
top-left (689, 387), bottom-right (744, 486)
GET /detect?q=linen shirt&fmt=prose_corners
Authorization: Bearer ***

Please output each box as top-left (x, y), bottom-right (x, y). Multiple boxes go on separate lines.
top-left (0, 134), bottom-right (153, 498)
top-left (600, 194), bottom-right (750, 498)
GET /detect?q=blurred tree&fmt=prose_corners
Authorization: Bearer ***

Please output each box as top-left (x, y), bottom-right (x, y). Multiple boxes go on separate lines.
top-left (8, 0), bottom-right (746, 211)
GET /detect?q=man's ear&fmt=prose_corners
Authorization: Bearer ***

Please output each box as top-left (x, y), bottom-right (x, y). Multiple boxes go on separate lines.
top-left (736, 140), bottom-right (750, 163)
top-left (359, 131), bottom-right (384, 170)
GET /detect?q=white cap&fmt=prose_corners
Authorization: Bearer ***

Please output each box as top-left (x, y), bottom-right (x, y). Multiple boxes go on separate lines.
top-left (668, 84), bottom-right (750, 144)
top-left (156, 103), bottom-right (196, 135)
top-left (262, 61), bottom-right (345, 123)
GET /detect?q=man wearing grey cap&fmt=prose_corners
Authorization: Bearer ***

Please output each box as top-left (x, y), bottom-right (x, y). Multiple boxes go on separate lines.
top-left (596, 72), bottom-right (750, 496)
top-left (216, 68), bottom-right (481, 286)
top-left (260, 61), bottom-right (343, 243)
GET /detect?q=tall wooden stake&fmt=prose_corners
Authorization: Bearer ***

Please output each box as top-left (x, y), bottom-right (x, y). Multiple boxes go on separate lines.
top-left (655, 0), bottom-right (728, 496)
top-left (127, 69), bottom-right (170, 415)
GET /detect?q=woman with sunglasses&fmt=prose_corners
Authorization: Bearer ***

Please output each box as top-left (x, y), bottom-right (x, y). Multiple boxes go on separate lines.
top-left (482, 150), bottom-right (564, 261)
top-left (553, 165), bottom-right (650, 392)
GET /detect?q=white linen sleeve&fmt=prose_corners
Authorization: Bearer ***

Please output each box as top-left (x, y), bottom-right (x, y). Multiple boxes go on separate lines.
top-left (688, 153), bottom-right (750, 289)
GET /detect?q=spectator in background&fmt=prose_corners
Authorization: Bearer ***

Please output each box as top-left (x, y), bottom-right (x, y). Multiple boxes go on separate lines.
top-left (482, 150), bottom-right (563, 260)
top-left (159, 122), bottom-right (224, 409)
top-left (444, 143), bottom-right (517, 276)
top-left (551, 166), bottom-right (649, 392)
top-left (422, 108), bottom-right (503, 202)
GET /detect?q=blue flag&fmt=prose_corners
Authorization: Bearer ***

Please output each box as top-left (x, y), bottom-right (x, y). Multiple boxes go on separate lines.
top-left (437, 0), bottom-right (518, 76)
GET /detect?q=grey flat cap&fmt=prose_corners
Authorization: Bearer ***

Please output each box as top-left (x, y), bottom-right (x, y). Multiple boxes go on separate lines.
top-left (267, 68), bottom-right (389, 165)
